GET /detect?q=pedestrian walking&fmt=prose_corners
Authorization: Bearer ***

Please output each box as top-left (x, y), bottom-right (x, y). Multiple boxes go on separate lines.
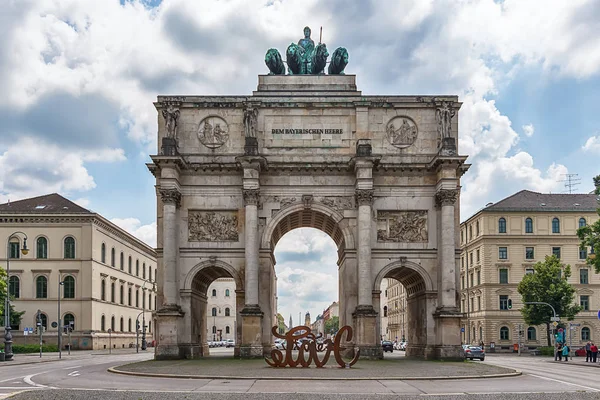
top-left (562, 344), bottom-right (570, 361)
top-left (591, 343), bottom-right (598, 363)
top-left (557, 343), bottom-right (563, 361)
top-left (585, 341), bottom-right (592, 362)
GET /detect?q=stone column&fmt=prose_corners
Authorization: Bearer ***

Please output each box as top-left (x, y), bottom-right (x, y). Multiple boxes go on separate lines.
top-left (243, 189), bottom-right (260, 308)
top-left (159, 188), bottom-right (181, 309)
top-left (355, 189), bottom-right (374, 308)
top-left (435, 189), bottom-right (459, 310)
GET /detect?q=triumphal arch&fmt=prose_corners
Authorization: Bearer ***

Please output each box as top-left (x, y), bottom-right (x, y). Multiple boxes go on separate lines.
top-left (148, 28), bottom-right (469, 361)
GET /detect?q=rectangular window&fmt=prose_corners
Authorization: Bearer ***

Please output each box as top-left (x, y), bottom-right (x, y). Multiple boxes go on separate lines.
top-left (476, 249), bottom-right (480, 263)
top-left (478, 296), bottom-right (481, 311)
top-left (580, 295), bottom-right (590, 311)
top-left (525, 247), bottom-right (534, 260)
top-left (9, 242), bottom-right (20, 259)
top-left (580, 248), bottom-right (588, 260)
top-left (477, 270), bottom-right (481, 285)
top-left (470, 252), bottom-right (473, 264)
top-left (580, 269), bottom-right (589, 284)
top-left (470, 298), bottom-right (474, 312)
top-left (525, 268), bottom-right (535, 275)
top-left (499, 295), bottom-right (509, 310)
top-left (462, 257), bottom-right (465, 269)
top-left (499, 247), bottom-right (508, 260)
top-left (499, 268), bottom-right (508, 284)
top-left (552, 247), bottom-right (561, 259)
top-left (470, 273), bottom-right (474, 287)
top-left (461, 276), bottom-right (464, 289)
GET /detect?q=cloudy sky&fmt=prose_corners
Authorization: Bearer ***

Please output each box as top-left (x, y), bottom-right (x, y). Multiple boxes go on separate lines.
top-left (1, 0), bottom-right (599, 323)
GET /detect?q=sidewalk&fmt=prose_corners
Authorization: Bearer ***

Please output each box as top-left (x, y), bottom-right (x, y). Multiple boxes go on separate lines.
top-left (548, 355), bottom-right (600, 368)
top-left (0, 348), bottom-right (154, 366)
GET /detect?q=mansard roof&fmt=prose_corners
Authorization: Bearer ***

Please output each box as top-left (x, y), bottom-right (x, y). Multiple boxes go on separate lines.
top-left (483, 190), bottom-right (598, 213)
top-left (0, 193), bottom-right (92, 214)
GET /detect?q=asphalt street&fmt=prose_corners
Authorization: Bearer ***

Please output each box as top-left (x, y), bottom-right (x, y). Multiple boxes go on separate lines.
top-left (0, 349), bottom-right (599, 399)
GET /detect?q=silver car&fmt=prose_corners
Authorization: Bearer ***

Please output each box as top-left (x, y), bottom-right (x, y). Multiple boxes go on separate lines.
top-left (464, 345), bottom-right (485, 361)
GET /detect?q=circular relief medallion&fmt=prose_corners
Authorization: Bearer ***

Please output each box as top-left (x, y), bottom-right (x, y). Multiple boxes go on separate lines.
top-left (198, 116), bottom-right (229, 149)
top-left (386, 116), bottom-right (418, 148)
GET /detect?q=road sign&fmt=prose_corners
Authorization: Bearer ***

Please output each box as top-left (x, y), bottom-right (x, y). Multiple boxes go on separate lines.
top-left (552, 321), bottom-right (558, 327)
top-left (558, 328), bottom-right (564, 333)
top-left (570, 323), bottom-right (581, 327)
top-left (461, 327), bottom-right (465, 333)
top-left (550, 316), bottom-right (560, 322)
top-left (597, 310), bottom-right (600, 320)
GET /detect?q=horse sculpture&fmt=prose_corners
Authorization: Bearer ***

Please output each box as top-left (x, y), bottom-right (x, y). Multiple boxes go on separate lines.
top-left (265, 48), bottom-right (285, 75)
top-left (311, 43), bottom-right (329, 74)
top-left (328, 47), bottom-right (348, 75)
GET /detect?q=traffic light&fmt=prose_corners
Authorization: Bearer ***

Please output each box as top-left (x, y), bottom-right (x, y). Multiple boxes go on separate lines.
top-left (136, 320), bottom-right (140, 331)
top-left (508, 299), bottom-right (512, 309)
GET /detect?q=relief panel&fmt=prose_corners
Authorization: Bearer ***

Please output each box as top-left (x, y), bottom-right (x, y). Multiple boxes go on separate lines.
top-left (188, 210), bottom-right (239, 241)
top-left (377, 210), bottom-right (428, 242)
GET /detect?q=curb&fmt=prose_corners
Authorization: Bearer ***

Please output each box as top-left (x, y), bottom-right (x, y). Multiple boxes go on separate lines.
top-left (0, 358), bottom-right (65, 367)
top-left (107, 366), bottom-right (521, 381)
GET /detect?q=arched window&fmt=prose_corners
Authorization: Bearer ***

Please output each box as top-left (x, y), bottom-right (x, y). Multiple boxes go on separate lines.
top-left (128, 256), bottom-right (132, 274)
top-left (143, 263), bottom-right (146, 279)
top-left (36, 276), bottom-right (48, 298)
top-left (383, 306), bottom-right (388, 317)
top-left (111, 316), bottom-right (115, 331)
top-left (39, 313), bottom-right (48, 329)
top-left (101, 243), bottom-right (106, 263)
top-left (111, 248), bottom-right (116, 267)
top-left (212, 307), bottom-right (217, 316)
top-left (582, 327), bottom-right (591, 341)
top-left (498, 218), bottom-right (506, 233)
top-left (101, 280), bottom-right (106, 301)
top-left (579, 217), bottom-right (587, 228)
top-left (479, 326), bottom-right (483, 340)
top-left (525, 218), bottom-right (533, 233)
top-left (64, 237), bottom-right (75, 259)
top-left (212, 326), bottom-right (216, 334)
top-left (63, 276), bottom-right (75, 299)
top-left (36, 237), bottom-right (48, 259)
top-left (101, 315), bottom-right (106, 331)
top-left (225, 307), bottom-right (230, 317)
top-left (552, 217), bottom-right (560, 233)
top-left (527, 327), bottom-right (536, 341)
top-left (500, 326), bottom-right (509, 340)
top-left (64, 313), bottom-right (75, 330)
top-left (120, 252), bottom-right (124, 270)
top-left (136, 289), bottom-right (139, 307)
top-left (226, 326), bottom-right (230, 334)
top-left (8, 276), bottom-right (20, 298)
top-left (120, 285), bottom-right (124, 304)
top-left (120, 317), bottom-right (124, 332)
top-left (212, 289), bottom-right (217, 297)
top-left (110, 282), bottom-right (115, 302)
top-left (136, 260), bottom-right (139, 276)
top-left (128, 318), bottom-right (132, 332)
top-left (225, 289), bottom-right (230, 297)
top-left (128, 287), bottom-right (132, 306)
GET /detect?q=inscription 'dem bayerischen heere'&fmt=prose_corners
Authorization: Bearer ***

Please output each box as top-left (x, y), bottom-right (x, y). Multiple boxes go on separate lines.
top-left (271, 128), bottom-right (343, 135)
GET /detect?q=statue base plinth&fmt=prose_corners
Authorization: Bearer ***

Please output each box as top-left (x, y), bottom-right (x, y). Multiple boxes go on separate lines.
top-left (254, 75), bottom-right (361, 96)
top-left (244, 137), bottom-right (259, 156)
top-left (439, 137), bottom-right (457, 156)
top-left (161, 137), bottom-right (178, 156)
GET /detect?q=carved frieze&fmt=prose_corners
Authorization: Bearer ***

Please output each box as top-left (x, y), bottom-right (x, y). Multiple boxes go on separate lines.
top-left (198, 116), bottom-right (229, 149)
top-left (243, 189), bottom-right (260, 206)
top-left (435, 189), bottom-right (459, 207)
top-left (355, 189), bottom-right (374, 206)
top-left (377, 211), bottom-right (428, 242)
top-left (386, 116), bottom-right (418, 148)
top-left (159, 188), bottom-right (181, 208)
top-left (319, 196), bottom-right (354, 212)
top-left (280, 197), bottom-right (297, 208)
top-left (188, 211), bottom-right (239, 242)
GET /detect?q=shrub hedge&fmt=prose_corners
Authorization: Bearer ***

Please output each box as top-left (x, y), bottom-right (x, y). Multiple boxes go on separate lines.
top-left (0, 344), bottom-right (59, 353)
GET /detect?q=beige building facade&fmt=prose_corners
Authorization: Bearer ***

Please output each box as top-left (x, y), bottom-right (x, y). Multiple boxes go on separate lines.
top-left (0, 194), bottom-right (157, 350)
top-left (206, 278), bottom-right (236, 342)
top-left (149, 72), bottom-right (469, 360)
top-left (387, 278), bottom-right (408, 343)
top-left (459, 190), bottom-right (599, 350)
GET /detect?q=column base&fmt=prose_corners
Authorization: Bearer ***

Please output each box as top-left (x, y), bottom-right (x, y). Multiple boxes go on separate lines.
top-left (155, 307), bottom-right (185, 360)
top-left (352, 305), bottom-right (382, 360)
top-left (239, 305), bottom-right (264, 358)
top-left (433, 308), bottom-right (464, 361)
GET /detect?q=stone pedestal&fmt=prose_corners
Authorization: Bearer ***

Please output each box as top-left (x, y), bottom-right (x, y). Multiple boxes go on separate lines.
top-left (433, 309), bottom-right (464, 360)
top-left (352, 305), bottom-right (382, 359)
top-left (239, 306), bottom-right (264, 358)
top-left (439, 137), bottom-right (457, 156)
top-left (155, 309), bottom-right (185, 360)
top-left (161, 137), bottom-right (178, 156)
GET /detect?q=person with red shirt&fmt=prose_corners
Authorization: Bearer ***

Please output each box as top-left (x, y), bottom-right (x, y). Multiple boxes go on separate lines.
top-left (591, 343), bottom-right (598, 363)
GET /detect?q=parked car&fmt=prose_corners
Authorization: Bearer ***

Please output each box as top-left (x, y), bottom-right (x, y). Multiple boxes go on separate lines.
top-left (226, 339), bottom-right (235, 348)
top-left (464, 346), bottom-right (485, 361)
top-left (382, 340), bottom-right (394, 352)
top-left (400, 342), bottom-right (407, 351)
top-left (575, 346), bottom-right (587, 357)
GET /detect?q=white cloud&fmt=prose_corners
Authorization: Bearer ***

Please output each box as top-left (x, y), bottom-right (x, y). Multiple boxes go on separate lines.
top-left (523, 124), bottom-right (535, 137)
top-left (82, 148), bottom-right (127, 163)
top-left (582, 135), bottom-right (600, 153)
top-left (110, 217), bottom-right (157, 247)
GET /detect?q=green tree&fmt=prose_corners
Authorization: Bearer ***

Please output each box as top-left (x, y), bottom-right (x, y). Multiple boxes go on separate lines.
top-left (577, 174), bottom-right (600, 272)
top-left (276, 313), bottom-right (286, 334)
top-left (0, 267), bottom-right (25, 328)
top-left (517, 255), bottom-right (582, 346)
top-left (324, 316), bottom-right (339, 335)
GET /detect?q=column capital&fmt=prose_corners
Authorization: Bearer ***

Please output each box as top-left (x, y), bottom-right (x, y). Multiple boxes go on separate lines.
top-left (159, 188), bottom-right (181, 208)
top-left (355, 189), bottom-right (374, 206)
top-left (435, 189), bottom-right (459, 207)
top-left (243, 188), bottom-right (260, 206)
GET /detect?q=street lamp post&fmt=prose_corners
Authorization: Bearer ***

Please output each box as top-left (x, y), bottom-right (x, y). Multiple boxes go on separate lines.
top-left (141, 280), bottom-right (155, 351)
top-left (524, 301), bottom-right (558, 358)
top-left (58, 280), bottom-right (64, 359)
top-left (4, 232), bottom-right (28, 361)
top-left (135, 311), bottom-right (143, 353)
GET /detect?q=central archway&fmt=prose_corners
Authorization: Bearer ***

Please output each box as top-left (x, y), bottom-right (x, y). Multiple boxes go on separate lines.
top-left (259, 203), bottom-right (356, 352)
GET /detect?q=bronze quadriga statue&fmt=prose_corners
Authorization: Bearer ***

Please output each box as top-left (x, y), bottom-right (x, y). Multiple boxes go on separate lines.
top-left (265, 325), bottom-right (360, 368)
